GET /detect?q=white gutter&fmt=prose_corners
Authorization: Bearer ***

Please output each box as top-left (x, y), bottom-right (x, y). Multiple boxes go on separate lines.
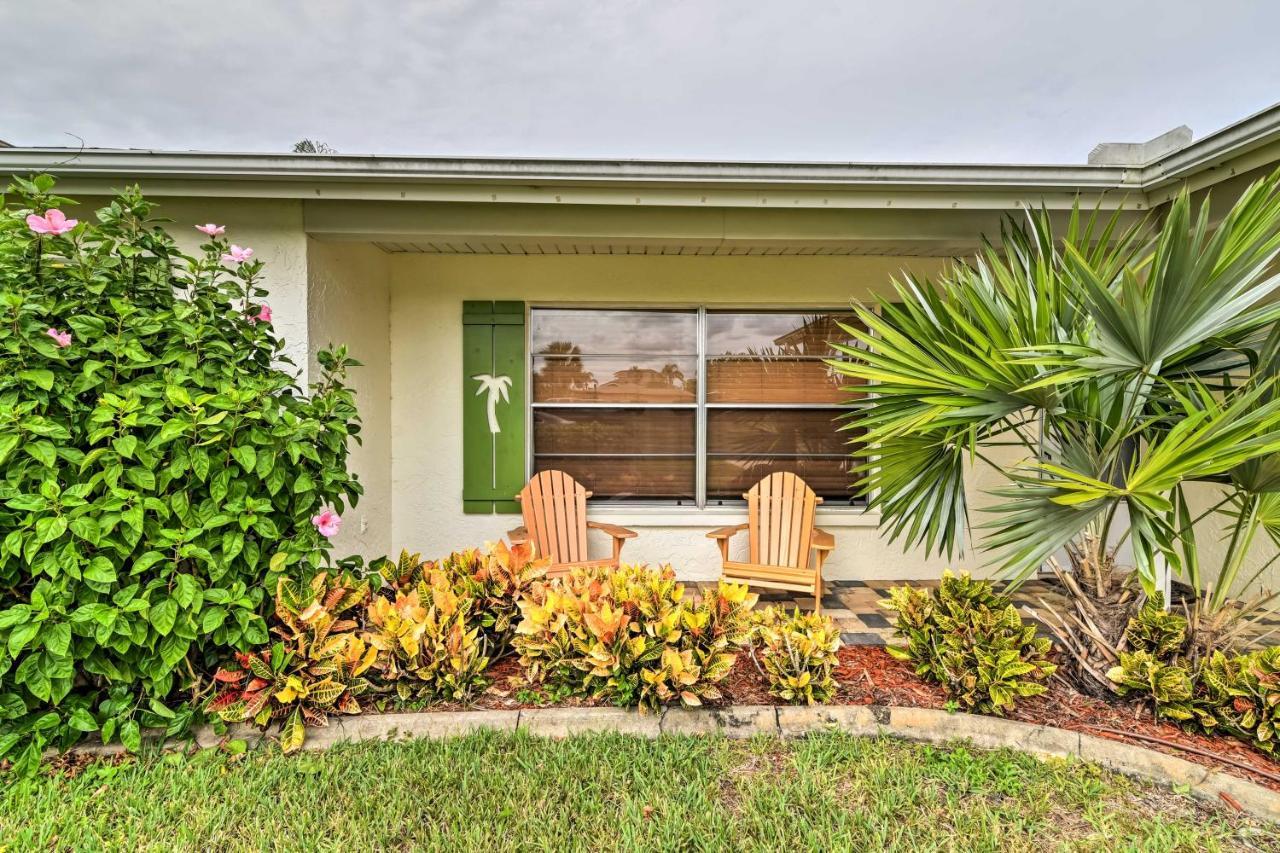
top-left (0, 149), bottom-right (1138, 194)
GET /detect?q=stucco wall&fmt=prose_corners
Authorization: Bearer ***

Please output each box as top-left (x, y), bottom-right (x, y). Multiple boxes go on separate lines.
top-left (386, 252), bottom-right (1011, 581)
top-left (307, 241), bottom-right (393, 559)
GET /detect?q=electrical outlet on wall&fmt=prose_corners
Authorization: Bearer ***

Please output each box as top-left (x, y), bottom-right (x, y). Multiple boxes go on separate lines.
top-left (359, 515), bottom-right (368, 534)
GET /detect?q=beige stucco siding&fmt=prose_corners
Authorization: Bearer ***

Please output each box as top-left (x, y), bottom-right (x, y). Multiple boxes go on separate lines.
top-left (384, 251), bottom-right (1001, 580)
top-left (307, 241), bottom-right (393, 559)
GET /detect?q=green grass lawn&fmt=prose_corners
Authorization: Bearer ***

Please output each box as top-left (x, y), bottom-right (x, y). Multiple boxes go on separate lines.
top-left (2, 731), bottom-right (1273, 852)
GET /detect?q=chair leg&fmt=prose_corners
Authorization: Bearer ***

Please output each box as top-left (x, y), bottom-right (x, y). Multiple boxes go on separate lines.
top-left (813, 552), bottom-right (826, 615)
top-left (610, 535), bottom-right (624, 568)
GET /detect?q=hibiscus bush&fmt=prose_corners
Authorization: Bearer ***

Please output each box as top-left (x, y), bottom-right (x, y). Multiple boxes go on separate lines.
top-left (0, 175), bottom-right (362, 772)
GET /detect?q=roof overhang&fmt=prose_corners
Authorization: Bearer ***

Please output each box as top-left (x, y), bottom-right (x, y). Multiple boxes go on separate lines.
top-left (4, 104), bottom-right (1279, 210)
top-left (0, 149), bottom-right (1147, 211)
top-left (1, 104), bottom-right (1277, 256)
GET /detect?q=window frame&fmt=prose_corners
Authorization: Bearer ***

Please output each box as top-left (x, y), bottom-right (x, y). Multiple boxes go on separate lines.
top-left (525, 302), bottom-right (866, 510)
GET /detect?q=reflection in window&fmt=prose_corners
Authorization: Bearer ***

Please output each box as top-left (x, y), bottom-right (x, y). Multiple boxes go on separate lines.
top-left (530, 310), bottom-right (698, 501)
top-left (528, 307), bottom-right (865, 505)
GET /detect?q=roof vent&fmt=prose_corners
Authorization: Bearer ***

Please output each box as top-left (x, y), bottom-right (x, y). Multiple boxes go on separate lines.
top-left (1088, 125), bottom-right (1192, 166)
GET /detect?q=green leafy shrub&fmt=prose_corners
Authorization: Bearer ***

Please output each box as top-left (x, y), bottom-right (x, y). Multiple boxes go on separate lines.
top-left (1108, 638), bottom-right (1280, 756)
top-left (0, 177), bottom-right (362, 771)
top-left (881, 571), bottom-right (1056, 714)
top-left (1106, 651), bottom-right (1212, 728)
top-left (751, 607), bottom-right (842, 704)
top-left (512, 565), bottom-right (756, 710)
top-left (1103, 595), bottom-right (1214, 726)
top-left (1200, 646), bottom-right (1280, 755)
top-left (1123, 594), bottom-right (1188, 659)
top-left (1105, 595), bottom-right (1280, 755)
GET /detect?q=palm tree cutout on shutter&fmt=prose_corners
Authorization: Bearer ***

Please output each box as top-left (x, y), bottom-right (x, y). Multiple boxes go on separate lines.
top-left (472, 373), bottom-right (513, 434)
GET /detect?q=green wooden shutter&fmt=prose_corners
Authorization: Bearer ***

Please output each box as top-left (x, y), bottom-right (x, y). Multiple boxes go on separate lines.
top-left (462, 301), bottom-right (525, 514)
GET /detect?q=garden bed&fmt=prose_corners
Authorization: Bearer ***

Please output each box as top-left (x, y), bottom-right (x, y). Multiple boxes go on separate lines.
top-left (427, 646), bottom-right (1280, 794)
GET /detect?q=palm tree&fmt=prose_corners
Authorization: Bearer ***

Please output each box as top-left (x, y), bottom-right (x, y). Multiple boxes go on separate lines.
top-left (291, 139), bottom-right (337, 154)
top-left (830, 172), bottom-right (1280, 693)
top-left (535, 341), bottom-right (594, 399)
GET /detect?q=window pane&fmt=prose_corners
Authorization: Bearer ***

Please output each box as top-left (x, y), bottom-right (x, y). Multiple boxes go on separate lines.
top-left (531, 309), bottom-right (697, 356)
top-left (707, 359), bottom-right (851, 403)
top-left (534, 456), bottom-right (695, 501)
top-left (707, 409), bottom-right (849, 456)
top-left (534, 408), bottom-right (694, 454)
top-left (707, 311), bottom-right (857, 358)
top-left (706, 311), bottom-right (862, 404)
top-left (707, 456), bottom-right (857, 503)
top-left (533, 355), bottom-right (697, 403)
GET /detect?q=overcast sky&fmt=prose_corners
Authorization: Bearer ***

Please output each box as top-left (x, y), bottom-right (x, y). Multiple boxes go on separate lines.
top-left (5, 1), bottom-right (1279, 164)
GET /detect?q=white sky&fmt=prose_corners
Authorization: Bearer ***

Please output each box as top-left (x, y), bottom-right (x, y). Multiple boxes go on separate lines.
top-left (5, 1), bottom-right (1279, 164)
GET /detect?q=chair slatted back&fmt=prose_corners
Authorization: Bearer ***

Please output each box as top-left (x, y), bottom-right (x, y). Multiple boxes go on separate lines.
top-left (518, 470), bottom-right (589, 565)
top-left (746, 472), bottom-right (818, 569)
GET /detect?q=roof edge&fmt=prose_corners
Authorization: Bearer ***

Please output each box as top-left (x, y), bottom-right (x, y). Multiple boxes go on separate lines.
top-left (0, 150), bottom-right (1138, 194)
top-left (0, 102), bottom-right (1276, 199)
top-left (1138, 102), bottom-right (1280, 189)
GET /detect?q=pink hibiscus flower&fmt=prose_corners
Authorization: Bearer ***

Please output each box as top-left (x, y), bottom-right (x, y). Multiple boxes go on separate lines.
top-left (311, 509), bottom-right (342, 538)
top-left (27, 209), bottom-right (78, 236)
top-left (196, 223), bottom-right (226, 236)
top-left (220, 245), bottom-right (254, 264)
top-left (46, 328), bottom-right (72, 348)
top-left (247, 303), bottom-right (272, 325)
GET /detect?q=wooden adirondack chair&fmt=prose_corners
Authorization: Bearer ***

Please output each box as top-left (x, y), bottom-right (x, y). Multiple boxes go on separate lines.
top-left (508, 470), bottom-right (638, 575)
top-left (705, 472), bottom-right (836, 613)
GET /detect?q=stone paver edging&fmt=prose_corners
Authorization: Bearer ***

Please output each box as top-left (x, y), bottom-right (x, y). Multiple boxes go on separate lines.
top-left (72, 704), bottom-right (1279, 823)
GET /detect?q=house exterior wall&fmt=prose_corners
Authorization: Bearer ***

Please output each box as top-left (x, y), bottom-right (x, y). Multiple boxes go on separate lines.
top-left (384, 251), bottom-right (1007, 580)
top-left (306, 240), bottom-right (393, 560)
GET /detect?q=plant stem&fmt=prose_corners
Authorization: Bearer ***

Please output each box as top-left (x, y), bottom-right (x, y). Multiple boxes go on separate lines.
top-left (1212, 496), bottom-right (1259, 611)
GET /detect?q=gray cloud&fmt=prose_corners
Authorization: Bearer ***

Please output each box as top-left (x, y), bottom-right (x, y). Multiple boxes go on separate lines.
top-left (4, 0), bottom-right (1279, 163)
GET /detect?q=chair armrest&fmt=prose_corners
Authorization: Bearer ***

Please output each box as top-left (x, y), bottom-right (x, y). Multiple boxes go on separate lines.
top-left (706, 524), bottom-right (749, 540)
top-left (508, 526), bottom-right (530, 544)
top-left (811, 527), bottom-right (835, 551)
top-left (586, 520), bottom-right (638, 539)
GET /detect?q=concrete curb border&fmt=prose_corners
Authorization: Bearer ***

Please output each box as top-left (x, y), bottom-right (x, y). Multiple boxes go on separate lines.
top-left (71, 704), bottom-right (1279, 823)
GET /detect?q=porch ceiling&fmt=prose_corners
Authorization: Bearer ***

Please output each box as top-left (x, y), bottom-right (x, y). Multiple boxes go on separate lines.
top-left (308, 199), bottom-right (1091, 258)
top-left (369, 239), bottom-right (978, 257)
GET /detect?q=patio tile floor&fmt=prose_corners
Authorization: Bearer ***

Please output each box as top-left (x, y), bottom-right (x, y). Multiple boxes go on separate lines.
top-left (690, 578), bottom-right (1280, 649)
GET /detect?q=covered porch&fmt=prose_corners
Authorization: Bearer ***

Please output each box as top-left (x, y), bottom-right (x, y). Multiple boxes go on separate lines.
top-left (300, 183), bottom-right (1139, 584)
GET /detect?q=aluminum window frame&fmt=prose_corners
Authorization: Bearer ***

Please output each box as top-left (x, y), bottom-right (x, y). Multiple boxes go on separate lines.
top-left (526, 303), bottom-right (866, 509)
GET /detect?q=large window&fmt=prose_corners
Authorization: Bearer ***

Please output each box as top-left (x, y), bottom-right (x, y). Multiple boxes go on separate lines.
top-left (529, 307), bottom-right (864, 506)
